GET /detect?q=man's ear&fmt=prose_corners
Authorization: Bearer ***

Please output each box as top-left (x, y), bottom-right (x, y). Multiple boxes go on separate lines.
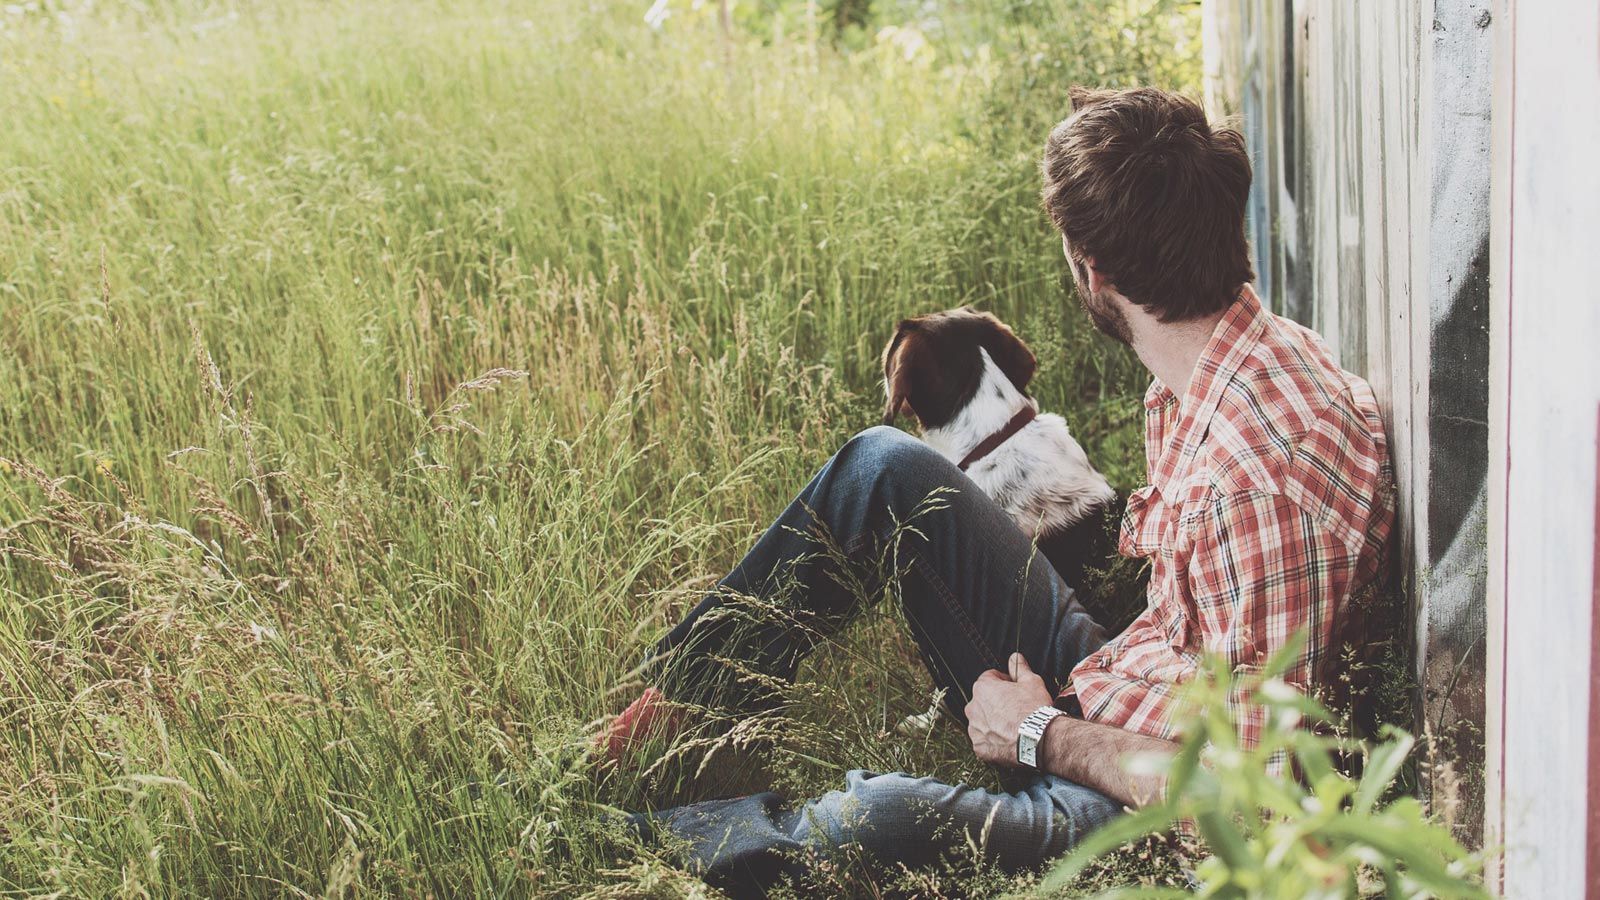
top-left (1064, 240), bottom-right (1110, 294)
top-left (1084, 257), bottom-right (1109, 295)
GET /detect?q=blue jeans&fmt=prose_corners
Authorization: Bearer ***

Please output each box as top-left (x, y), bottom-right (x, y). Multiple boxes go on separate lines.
top-left (640, 426), bottom-right (1121, 892)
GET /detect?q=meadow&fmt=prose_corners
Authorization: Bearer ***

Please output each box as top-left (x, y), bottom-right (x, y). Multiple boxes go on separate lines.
top-left (0, 1), bottom-right (1200, 894)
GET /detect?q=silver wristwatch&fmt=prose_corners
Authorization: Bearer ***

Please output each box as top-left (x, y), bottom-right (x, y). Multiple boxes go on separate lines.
top-left (1016, 705), bottom-right (1065, 769)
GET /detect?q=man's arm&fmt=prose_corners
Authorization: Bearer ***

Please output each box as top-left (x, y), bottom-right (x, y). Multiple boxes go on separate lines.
top-left (965, 653), bottom-right (1177, 810)
top-left (968, 492), bottom-right (1356, 804)
top-left (1035, 712), bottom-right (1174, 809)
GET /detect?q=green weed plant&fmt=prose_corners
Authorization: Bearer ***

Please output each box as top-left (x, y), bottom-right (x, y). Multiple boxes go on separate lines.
top-left (1040, 634), bottom-right (1486, 899)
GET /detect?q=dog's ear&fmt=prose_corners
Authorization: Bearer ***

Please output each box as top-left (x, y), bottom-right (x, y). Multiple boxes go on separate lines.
top-left (972, 313), bottom-right (1037, 393)
top-left (881, 322), bottom-right (916, 425)
top-left (881, 319), bottom-right (981, 428)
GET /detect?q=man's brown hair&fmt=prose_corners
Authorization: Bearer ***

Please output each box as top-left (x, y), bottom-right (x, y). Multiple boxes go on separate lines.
top-left (1041, 87), bottom-right (1255, 322)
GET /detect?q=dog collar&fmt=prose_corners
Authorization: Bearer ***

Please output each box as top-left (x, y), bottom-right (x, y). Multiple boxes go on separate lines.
top-left (957, 405), bottom-right (1037, 471)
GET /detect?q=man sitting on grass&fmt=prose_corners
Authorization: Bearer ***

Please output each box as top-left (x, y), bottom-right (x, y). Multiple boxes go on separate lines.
top-left (597, 86), bottom-right (1394, 893)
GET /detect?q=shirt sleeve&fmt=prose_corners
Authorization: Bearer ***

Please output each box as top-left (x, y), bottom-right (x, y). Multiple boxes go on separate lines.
top-left (1182, 490), bottom-right (1358, 748)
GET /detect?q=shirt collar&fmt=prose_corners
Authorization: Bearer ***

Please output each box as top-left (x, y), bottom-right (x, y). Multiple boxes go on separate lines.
top-left (1149, 285), bottom-right (1269, 485)
top-left (1143, 378), bottom-right (1175, 411)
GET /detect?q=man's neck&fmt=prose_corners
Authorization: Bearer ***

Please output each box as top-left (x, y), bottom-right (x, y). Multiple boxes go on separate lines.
top-left (1125, 303), bottom-right (1228, 406)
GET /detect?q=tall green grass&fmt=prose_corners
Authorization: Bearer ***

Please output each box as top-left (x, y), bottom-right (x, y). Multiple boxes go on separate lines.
top-left (0, 1), bottom-right (1197, 894)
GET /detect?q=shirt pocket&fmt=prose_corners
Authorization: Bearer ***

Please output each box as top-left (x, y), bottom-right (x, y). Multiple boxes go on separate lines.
top-left (1146, 575), bottom-right (1193, 652)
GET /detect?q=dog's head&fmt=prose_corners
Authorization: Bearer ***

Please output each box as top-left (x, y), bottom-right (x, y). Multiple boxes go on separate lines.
top-left (881, 307), bottom-right (1038, 429)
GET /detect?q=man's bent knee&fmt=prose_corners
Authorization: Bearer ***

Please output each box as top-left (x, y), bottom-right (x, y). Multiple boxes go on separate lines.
top-left (797, 770), bottom-right (944, 854)
top-left (841, 424), bottom-right (925, 460)
top-left (836, 426), bottom-right (957, 497)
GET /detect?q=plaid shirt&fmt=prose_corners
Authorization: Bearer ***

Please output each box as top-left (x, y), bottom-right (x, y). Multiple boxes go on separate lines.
top-left (1064, 286), bottom-right (1394, 748)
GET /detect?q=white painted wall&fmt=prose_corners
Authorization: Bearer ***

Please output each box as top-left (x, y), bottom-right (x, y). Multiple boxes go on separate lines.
top-left (1484, 0), bottom-right (1600, 894)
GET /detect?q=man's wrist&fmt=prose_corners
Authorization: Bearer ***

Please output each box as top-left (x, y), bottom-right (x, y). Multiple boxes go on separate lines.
top-left (1015, 705), bottom-right (1065, 768)
top-left (1035, 709), bottom-right (1073, 773)
top-left (1035, 713), bottom-right (1173, 808)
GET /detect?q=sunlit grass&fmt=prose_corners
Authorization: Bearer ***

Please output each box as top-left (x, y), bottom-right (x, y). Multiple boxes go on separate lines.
top-left (0, 1), bottom-right (1197, 894)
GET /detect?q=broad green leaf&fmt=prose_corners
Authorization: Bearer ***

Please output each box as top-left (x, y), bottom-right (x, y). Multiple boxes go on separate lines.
top-left (1037, 804), bottom-right (1180, 892)
top-left (1194, 810), bottom-right (1255, 874)
top-left (1315, 819), bottom-right (1488, 898)
top-left (1352, 727), bottom-right (1415, 814)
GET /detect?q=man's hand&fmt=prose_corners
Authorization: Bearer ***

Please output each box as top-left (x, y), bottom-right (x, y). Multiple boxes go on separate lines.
top-left (964, 653), bottom-right (1055, 767)
top-left (965, 652), bottom-right (1180, 808)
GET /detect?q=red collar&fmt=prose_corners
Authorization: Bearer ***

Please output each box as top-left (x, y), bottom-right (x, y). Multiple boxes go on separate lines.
top-left (957, 405), bottom-right (1037, 471)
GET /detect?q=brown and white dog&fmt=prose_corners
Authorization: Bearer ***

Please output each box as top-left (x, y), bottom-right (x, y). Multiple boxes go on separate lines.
top-left (881, 307), bottom-right (1117, 586)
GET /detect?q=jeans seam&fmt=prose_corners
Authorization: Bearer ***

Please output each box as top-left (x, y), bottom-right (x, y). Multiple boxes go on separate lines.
top-left (910, 555), bottom-right (1003, 672)
top-left (844, 524), bottom-right (1000, 673)
top-left (843, 530), bottom-right (870, 556)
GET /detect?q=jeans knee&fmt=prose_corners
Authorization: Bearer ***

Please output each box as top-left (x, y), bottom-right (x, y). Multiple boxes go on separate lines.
top-left (802, 771), bottom-right (933, 850)
top-left (843, 424), bottom-right (921, 458)
top-left (837, 426), bottom-right (951, 495)
top-left (802, 428), bottom-right (960, 552)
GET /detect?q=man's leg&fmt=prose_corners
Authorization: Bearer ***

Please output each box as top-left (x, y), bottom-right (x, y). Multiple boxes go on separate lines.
top-left (619, 427), bottom-right (1120, 886)
top-left (637, 769), bottom-right (1121, 894)
top-left (645, 424), bottom-right (1110, 718)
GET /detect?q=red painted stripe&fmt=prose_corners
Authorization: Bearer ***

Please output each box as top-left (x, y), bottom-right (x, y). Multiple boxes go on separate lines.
top-left (1588, 405), bottom-right (1600, 899)
top-left (1494, 3), bottom-right (1516, 886)
top-left (1491, 29), bottom-right (1516, 900)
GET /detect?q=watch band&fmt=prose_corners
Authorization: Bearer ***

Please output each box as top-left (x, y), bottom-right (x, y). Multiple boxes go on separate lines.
top-left (1016, 705), bottom-right (1065, 769)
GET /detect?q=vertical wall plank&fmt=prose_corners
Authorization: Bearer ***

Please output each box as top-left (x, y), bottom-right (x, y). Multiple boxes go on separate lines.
top-left (1488, 0), bottom-right (1600, 893)
top-left (1482, 0), bottom-right (1512, 880)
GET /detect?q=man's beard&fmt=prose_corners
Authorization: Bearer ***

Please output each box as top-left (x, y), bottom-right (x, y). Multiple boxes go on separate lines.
top-left (1067, 256), bottom-right (1133, 345)
top-left (1077, 284), bottom-right (1133, 346)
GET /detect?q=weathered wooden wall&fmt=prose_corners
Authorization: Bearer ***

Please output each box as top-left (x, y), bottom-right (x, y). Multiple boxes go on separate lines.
top-left (1202, 0), bottom-right (1494, 839)
top-left (1485, 0), bottom-right (1600, 893)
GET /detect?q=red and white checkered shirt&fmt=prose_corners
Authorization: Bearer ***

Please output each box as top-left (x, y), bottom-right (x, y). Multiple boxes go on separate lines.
top-left (1064, 285), bottom-right (1395, 748)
